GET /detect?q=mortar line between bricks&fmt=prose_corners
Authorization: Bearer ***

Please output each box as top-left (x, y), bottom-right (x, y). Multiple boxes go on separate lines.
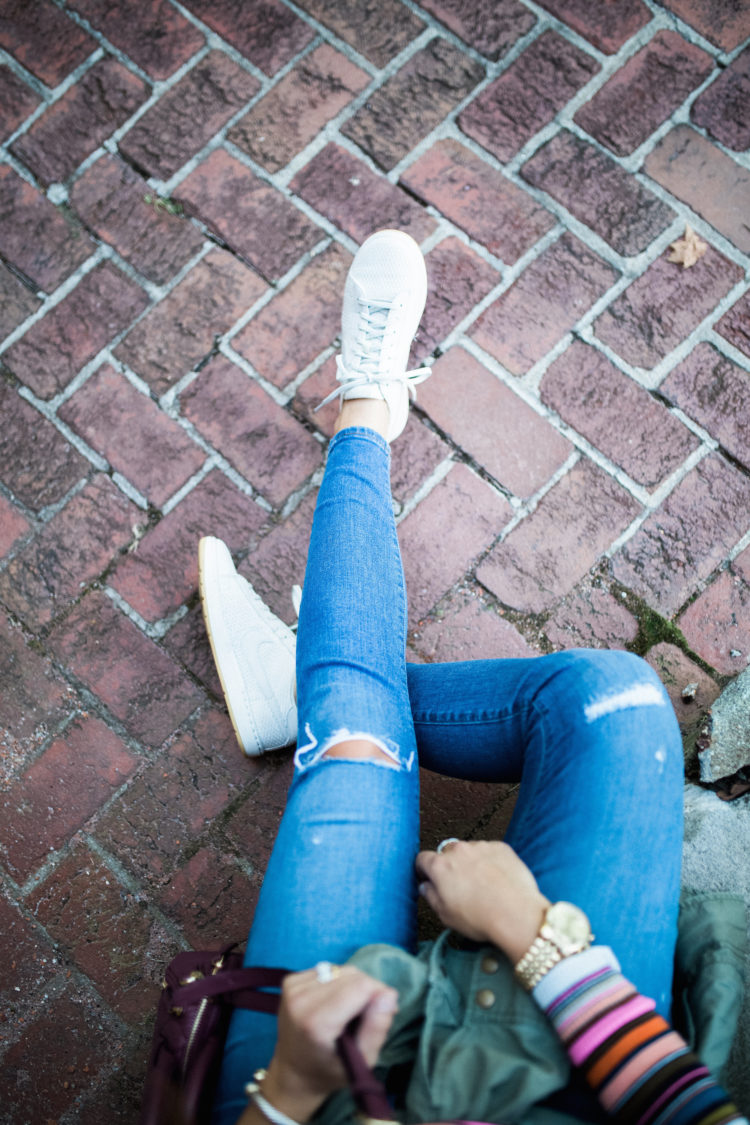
top-left (661, 404), bottom-right (723, 451)
top-left (639, 0), bottom-right (750, 60)
top-left (0, 704), bottom-right (83, 791)
top-left (0, 45), bottom-right (54, 98)
top-left (80, 833), bottom-right (194, 952)
top-left (164, 409), bottom-right (274, 511)
top-left (218, 341), bottom-right (302, 409)
top-left (455, 335), bottom-right (663, 507)
top-left (705, 332), bottom-right (750, 377)
top-left (279, 463), bottom-right (326, 521)
top-left (104, 585), bottom-right (189, 640)
top-left (675, 116), bottom-right (750, 173)
top-left (164, 0), bottom-right (288, 85)
top-left (0, 476), bottom-right (90, 575)
top-left (15, 384), bottom-right (110, 472)
top-left (0, 246), bottom-right (106, 355)
top-left (158, 455), bottom-right (219, 515)
top-left (728, 527), bottom-right (750, 565)
top-left (0, 44), bottom-right (105, 155)
top-left (394, 455), bottom-right (455, 523)
top-left (282, 343), bottom-right (339, 400)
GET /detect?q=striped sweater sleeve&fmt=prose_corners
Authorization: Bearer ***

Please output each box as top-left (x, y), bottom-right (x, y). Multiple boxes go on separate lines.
top-left (532, 947), bottom-right (748, 1125)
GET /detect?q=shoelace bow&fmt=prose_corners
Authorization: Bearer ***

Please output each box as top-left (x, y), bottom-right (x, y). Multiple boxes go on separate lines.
top-left (315, 298), bottom-right (431, 412)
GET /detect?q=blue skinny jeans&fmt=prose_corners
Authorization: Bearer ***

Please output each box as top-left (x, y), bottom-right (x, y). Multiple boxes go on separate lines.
top-left (214, 428), bottom-right (684, 1124)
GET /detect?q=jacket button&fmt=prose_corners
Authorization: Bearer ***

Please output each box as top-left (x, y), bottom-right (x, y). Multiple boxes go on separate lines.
top-left (481, 955), bottom-right (500, 974)
top-left (476, 988), bottom-right (496, 1009)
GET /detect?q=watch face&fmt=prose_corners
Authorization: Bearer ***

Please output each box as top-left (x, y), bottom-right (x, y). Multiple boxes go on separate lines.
top-left (541, 901), bottom-right (592, 955)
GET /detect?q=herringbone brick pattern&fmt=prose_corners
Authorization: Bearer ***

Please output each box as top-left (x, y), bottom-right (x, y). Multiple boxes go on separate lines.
top-left (1, 0), bottom-right (749, 1119)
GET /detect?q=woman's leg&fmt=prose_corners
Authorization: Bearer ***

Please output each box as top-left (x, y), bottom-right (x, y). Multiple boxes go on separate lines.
top-left (214, 425), bottom-right (420, 1123)
top-left (406, 649), bottom-right (684, 1015)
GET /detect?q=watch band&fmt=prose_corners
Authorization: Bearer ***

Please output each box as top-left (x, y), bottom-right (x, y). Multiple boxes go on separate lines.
top-left (514, 934), bottom-right (563, 990)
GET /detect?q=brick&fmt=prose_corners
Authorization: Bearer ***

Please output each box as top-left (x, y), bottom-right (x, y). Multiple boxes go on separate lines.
top-left (692, 47), bottom-right (750, 151)
top-left (0, 1), bottom-right (95, 86)
top-left (472, 233), bottom-right (618, 375)
top-left (0, 384), bottom-right (88, 512)
top-left (644, 642), bottom-right (720, 761)
top-left (0, 65), bottom-right (40, 140)
top-left (458, 31), bottom-right (599, 162)
top-left (181, 355), bottom-right (323, 508)
top-left (233, 243), bottom-right (351, 389)
top-left (68, 0), bottom-right (204, 80)
top-left (661, 343), bottom-right (750, 472)
top-left (594, 242), bottom-right (743, 368)
top-left (181, 0), bottom-right (314, 75)
top-left (115, 247), bottom-right (266, 394)
top-left (342, 39), bottom-right (484, 171)
top-left (119, 52), bottom-right (259, 180)
top-left (2, 993), bottom-right (118, 1123)
top-left (0, 475), bottom-right (138, 629)
top-left (11, 56), bottom-right (149, 187)
top-left (49, 591), bottom-right (204, 745)
top-left (715, 290), bottom-right (750, 358)
top-left (228, 45), bottom-right (369, 174)
top-left (28, 844), bottom-right (173, 1022)
top-left (59, 366), bottom-right (203, 507)
top-left (645, 126), bottom-right (750, 254)
top-left (70, 156), bottom-right (204, 285)
top-left (294, 0), bottom-right (424, 67)
top-left (0, 494), bottom-right (30, 557)
top-left (412, 587), bottom-right (536, 660)
top-left (241, 490), bottom-right (317, 625)
top-left (96, 709), bottom-right (255, 884)
top-left (162, 604), bottom-right (222, 696)
top-left (0, 166), bottom-right (94, 292)
top-left (540, 340), bottom-right (698, 487)
top-left (677, 571), bottom-right (750, 675)
top-left (574, 32), bottom-right (713, 156)
top-left (73, 1042), bottom-right (151, 1125)
top-left (225, 753), bottom-right (293, 869)
top-left (477, 459), bottom-right (640, 613)
top-left (400, 139), bottom-right (555, 264)
top-left (0, 894), bottom-right (56, 998)
top-left (239, 250), bottom-right (353, 396)
top-left (4, 262), bottom-right (148, 399)
top-left (533, 0), bottom-right (651, 53)
top-left (521, 131), bottom-right (675, 256)
top-left (110, 469), bottom-right (267, 623)
top-left (544, 577), bottom-right (639, 651)
top-left (290, 143), bottom-right (437, 245)
top-left (419, 771), bottom-right (501, 855)
top-left (0, 715), bottom-right (137, 880)
top-left (159, 845), bottom-right (258, 947)
top-left (612, 453), bottom-right (750, 615)
top-left (420, 347), bottom-right (572, 497)
top-left (418, 237), bottom-right (499, 359)
top-left (0, 260), bottom-right (39, 338)
top-left (176, 149), bottom-right (322, 283)
top-left (292, 355), bottom-right (347, 438)
top-left (656, 0), bottom-right (750, 52)
top-left (400, 462), bottom-right (511, 622)
top-left (0, 614), bottom-right (73, 762)
top-left (390, 415), bottom-right (451, 514)
top-left (415, 0), bottom-right (535, 60)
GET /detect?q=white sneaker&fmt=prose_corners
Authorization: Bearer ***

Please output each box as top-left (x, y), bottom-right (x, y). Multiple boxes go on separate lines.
top-left (198, 536), bottom-right (297, 756)
top-left (316, 229), bottom-right (431, 442)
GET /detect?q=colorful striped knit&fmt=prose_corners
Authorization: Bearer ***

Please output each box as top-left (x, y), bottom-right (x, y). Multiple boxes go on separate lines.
top-left (533, 947), bottom-right (747, 1125)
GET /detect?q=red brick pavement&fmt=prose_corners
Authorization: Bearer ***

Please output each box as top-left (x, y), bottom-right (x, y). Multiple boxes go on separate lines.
top-left (0, 1), bottom-right (749, 1118)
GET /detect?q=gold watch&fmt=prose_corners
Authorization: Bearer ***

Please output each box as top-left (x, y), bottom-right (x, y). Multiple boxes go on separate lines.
top-left (514, 901), bottom-right (593, 990)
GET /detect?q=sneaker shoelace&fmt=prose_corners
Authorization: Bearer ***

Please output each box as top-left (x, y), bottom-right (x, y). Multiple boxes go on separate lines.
top-left (315, 297), bottom-right (431, 412)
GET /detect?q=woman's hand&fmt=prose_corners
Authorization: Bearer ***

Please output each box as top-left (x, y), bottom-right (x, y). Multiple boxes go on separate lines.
top-left (253, 965), bottom-right (399, 1123)
top-left (416, 840), bottom-right (549, 964)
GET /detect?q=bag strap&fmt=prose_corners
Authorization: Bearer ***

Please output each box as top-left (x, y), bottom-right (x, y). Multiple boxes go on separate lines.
top-left (170, 965), bottom-right (397, 1120)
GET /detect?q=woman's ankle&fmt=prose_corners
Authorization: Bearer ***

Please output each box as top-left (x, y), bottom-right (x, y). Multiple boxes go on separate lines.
top-left (333, 398), bottom-right (390, 438)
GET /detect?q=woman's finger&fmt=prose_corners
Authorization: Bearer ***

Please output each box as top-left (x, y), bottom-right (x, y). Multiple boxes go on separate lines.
top-left (354, 987), bottom-right (399, 1067)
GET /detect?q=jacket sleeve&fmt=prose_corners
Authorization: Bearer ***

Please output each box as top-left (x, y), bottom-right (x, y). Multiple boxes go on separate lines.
top-left (532, 946), bottom-right (748, 1125)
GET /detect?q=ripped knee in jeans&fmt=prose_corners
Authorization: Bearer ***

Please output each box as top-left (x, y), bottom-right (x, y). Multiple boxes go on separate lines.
top-left (294, 725), bottom-right (412, 772)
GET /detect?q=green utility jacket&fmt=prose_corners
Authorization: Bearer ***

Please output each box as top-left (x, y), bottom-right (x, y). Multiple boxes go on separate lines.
top-left (317, 891), bottom-right (746, 1125)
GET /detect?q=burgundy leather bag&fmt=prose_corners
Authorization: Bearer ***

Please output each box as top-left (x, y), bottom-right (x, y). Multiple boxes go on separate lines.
top-left (140, 946), bottom-right (397, 1125)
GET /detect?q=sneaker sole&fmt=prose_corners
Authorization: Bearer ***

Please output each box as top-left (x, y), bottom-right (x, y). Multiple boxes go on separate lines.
top-left (199, 537), bottom-right (298, 756)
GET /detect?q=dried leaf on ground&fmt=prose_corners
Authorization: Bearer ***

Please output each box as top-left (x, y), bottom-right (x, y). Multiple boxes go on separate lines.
top-left (667, 224), bottom-right (708, 269)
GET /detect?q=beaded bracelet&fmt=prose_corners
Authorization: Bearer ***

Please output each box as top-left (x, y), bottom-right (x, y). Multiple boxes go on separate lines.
top-left (245, 1069), bottom-right (303, 1125)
